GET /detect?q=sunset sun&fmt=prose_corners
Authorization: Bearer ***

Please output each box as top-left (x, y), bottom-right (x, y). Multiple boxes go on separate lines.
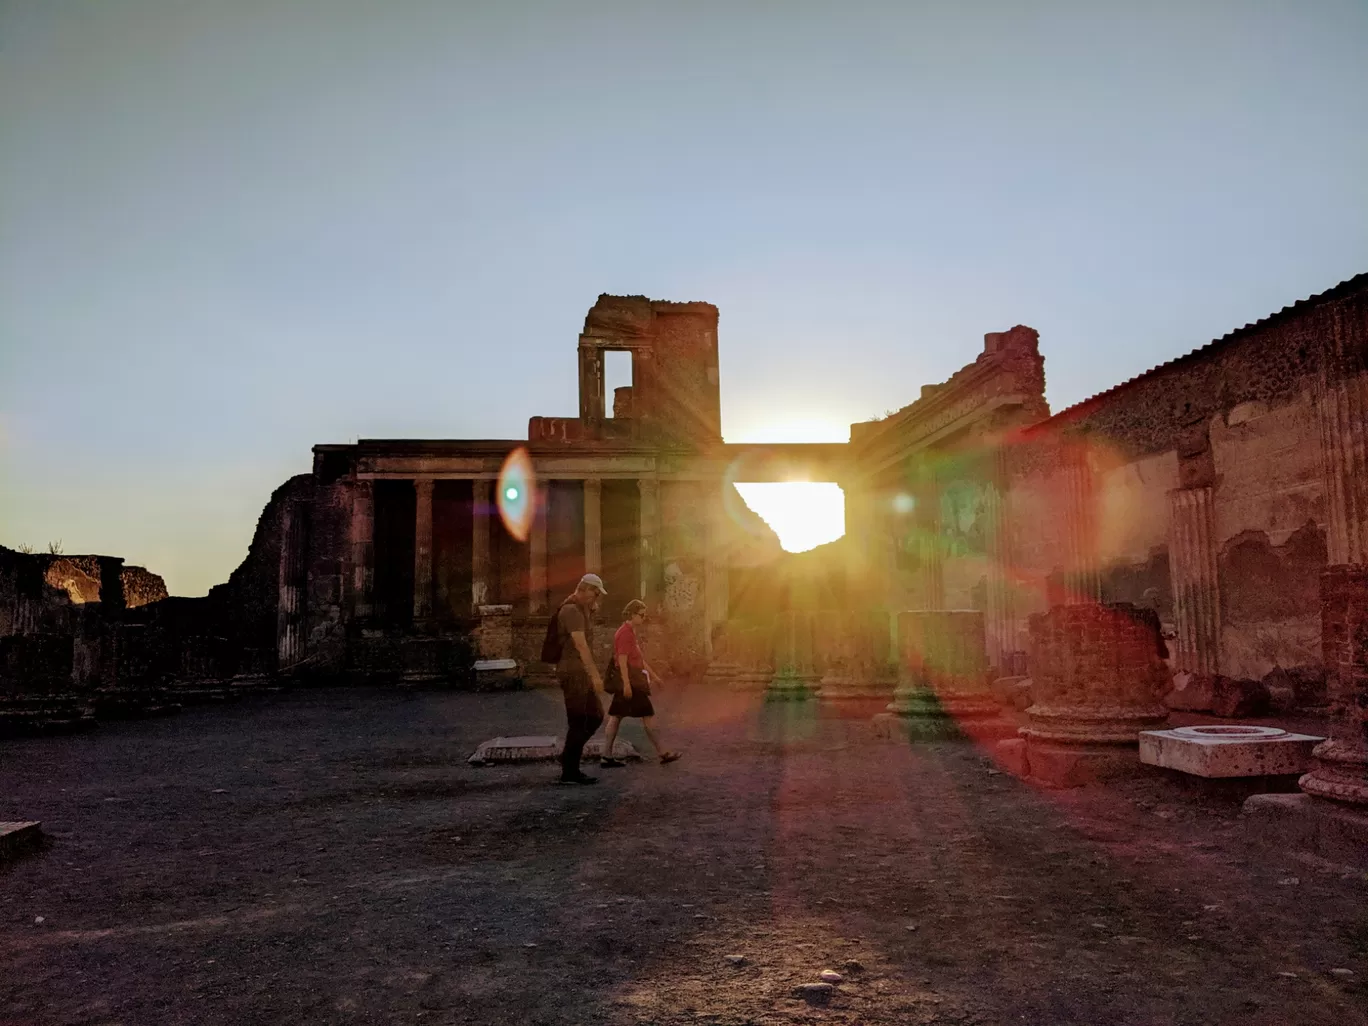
top-left (734, 482), bottom-right (846, 553)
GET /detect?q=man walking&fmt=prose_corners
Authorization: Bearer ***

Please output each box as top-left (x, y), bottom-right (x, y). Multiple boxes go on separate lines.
top-left (552, 573), bottom-right (608, 785)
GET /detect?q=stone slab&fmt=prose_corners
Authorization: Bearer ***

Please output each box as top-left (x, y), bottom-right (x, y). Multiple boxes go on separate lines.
top-left (467, 735), bottom-right (640, 765)
top-left (0, 821), bottom-right (42, 862)
top-left (468, 735), bottom-right (560, 764)
top-left (1242, 793), bottom-right (1368, 871)
top-left (1140, 725), bottom-right (1325, 778)
top-left (473, 658), bottom-right (518, 671)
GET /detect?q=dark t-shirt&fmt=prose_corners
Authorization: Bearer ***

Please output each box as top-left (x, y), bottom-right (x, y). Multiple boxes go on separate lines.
top-left (555, 600), bottom-right (595, 677)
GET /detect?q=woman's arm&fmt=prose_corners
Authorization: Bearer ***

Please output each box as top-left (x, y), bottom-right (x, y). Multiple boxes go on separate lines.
top-left (617, 652), bottom-right (633, 698)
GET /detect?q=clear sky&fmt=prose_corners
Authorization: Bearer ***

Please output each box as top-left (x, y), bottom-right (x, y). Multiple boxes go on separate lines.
top-left (2, 1), bottom-right (1365, 594)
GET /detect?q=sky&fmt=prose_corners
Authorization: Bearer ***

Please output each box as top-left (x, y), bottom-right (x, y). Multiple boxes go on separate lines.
top-left (2, 1), bottom-right (1366, 594)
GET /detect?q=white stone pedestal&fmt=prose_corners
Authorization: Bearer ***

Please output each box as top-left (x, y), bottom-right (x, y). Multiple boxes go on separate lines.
top-left (1140, 725), bottom-right (1325, 778)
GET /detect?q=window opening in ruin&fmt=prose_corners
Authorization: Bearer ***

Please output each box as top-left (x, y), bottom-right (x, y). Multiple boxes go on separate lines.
top-left (733, 482), bottom-right (845, 553)
top-left (604, 350), bottom-right (633, 418)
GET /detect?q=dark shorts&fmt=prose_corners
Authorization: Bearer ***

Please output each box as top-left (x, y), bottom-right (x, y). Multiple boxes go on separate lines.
top-left (608, 686), bottom-right (654, 719)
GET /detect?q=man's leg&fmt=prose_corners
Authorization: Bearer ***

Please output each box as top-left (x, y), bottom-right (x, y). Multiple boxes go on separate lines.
top-left (561, 712), bottom-right (593, 779)
top-left (560, 679), bottom-right (603, 781)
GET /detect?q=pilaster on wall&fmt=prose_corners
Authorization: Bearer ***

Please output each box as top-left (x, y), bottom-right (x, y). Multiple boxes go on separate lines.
top-left (471, 479), bottom-right (491, 612)
top-left (1317, 370), bottom-right (1368, 565)
top-left (583, 477), bottom-right (602, 575)
top-left (413, 479), bottom-right (434, 622)
top-left (1168, 486), bottom-right (1221, 675)
top-left (917, 492), bottom-right (944, 611)
top-left (277, 501), bottom-right (307, 669)
top-left (349, 479), bottom-right (374, 619)
top-left (1061, 453), bottom-right (1101, 604)
top-left (983, 476), bottom-right (1016, 671)
top-left (529, 490), bottom-right (548, 615)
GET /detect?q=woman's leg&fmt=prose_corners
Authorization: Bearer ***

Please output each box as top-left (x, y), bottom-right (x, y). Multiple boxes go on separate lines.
top-left (640, 716), bottom-right (665, 756)
top-left (602, 715), bottom-right (622, 759)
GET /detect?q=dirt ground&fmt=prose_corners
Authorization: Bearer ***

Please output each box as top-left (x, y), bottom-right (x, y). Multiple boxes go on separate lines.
top-left (2, 682), bottom-right (1366, 1025)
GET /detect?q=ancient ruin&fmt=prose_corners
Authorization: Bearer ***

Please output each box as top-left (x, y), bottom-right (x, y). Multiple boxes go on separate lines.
top-left (3, 275), bottom-right (1367, 808)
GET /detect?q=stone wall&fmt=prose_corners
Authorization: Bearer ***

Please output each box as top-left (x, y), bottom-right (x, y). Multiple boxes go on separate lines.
top-left (993, 275), bottom-right (1367, 684)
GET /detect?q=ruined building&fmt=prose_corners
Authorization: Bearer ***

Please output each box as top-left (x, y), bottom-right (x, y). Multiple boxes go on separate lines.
top-left (2, 276), bottom-right (1366, 731)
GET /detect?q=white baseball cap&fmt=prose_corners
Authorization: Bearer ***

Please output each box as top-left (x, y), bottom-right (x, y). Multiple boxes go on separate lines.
top-left (579, 573), bottom-right (607, 595)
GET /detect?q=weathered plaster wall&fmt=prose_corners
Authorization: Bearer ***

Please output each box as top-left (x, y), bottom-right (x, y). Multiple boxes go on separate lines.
top-left (1210, 390), bottom-right (1327, 676)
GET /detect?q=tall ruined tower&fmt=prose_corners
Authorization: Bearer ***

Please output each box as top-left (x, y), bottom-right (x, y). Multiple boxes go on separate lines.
top-left (573, 295), bottom-right (722, 448)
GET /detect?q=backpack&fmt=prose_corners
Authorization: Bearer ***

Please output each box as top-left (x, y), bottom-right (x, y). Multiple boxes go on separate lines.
top-left (540, 603), bottom-right (567, 665)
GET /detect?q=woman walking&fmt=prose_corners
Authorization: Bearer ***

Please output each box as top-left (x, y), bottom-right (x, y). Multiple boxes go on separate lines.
top-left (600, 600), bottom-right (681, 768)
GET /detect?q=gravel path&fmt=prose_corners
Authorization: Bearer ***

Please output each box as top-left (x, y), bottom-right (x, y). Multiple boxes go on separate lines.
top-left (2, 683), bottom-right (1365, 1024)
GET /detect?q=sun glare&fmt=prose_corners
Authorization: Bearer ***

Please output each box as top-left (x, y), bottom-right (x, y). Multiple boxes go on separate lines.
top-left (733, 482), bottom-right (846, 553)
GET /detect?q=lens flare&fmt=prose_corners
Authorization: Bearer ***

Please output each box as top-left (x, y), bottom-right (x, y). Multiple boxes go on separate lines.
top-left (496, 447), bottom-right (536, 542)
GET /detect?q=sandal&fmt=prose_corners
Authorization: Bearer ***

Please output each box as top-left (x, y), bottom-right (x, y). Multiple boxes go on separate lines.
top-left (659, 752), bottom-right (682, 765)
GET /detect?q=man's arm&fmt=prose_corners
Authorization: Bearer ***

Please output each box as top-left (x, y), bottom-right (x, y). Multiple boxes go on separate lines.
top-left (571, 630), bottom-right (604, 691)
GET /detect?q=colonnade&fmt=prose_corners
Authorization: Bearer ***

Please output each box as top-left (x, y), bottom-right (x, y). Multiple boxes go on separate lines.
top-left (349, 476), bottom-right (661, 621)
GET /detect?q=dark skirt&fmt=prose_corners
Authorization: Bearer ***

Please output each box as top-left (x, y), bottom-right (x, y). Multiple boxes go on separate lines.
top-left (608, 686), bottom-right (654, 719)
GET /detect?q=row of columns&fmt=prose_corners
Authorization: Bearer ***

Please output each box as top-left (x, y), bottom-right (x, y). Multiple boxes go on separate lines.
top-left (351, 476), bottom-right (661, 621)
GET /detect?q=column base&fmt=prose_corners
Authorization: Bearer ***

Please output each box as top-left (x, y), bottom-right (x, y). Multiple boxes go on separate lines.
top-left (884, 686), bottom-right (961, 739)
top-left (819, 675), bottom-right (895, 701)
top-left (1242, 792), bottom-right (1368, 870)
top-left (730, 670), bottom-right (772, 693)
top-left (765, 669), bottom-right (819, 702)
top-left (1022, 702), bottom-right (1170, 745)
top-left (1298, 739), bottom-right (1368, 806)
top-left (702, 661), bottom-right (743, 686)
top-left (997, 736), bottom-right (1144, 788)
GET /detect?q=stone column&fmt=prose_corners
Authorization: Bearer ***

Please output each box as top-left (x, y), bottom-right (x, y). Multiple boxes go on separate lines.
top-left (413, 478), bottom-right (434, 622)
top-left (767, 609), bottom-right (819, 700)
top-left (1317, 369), bottom-right (1368, 566)
top-left (1012, 603), bottom-right (1170, 786)
top-left (350, 479), bottom-right (374, 619)
top-left (471, 479), bottom-right (492, 611)
top-left (1061, 455), bottom-right (1101, 604)
top-left (1168, 486), bottom-right (1221, 674)
top-left (919, 493), bottom-right (945, 611)
top-left (638, 477), bottom-right (659, 604)
top-left (277, 501), bottom-right (307, 669)
top-left (1299, 564), bottom-right (1368, 806)
top-left (528, 486), bottom-right (548, 615)
top-left (887, 611), bottom-right (996, 732)
top-left (583, 477), bottom-right (602, 573)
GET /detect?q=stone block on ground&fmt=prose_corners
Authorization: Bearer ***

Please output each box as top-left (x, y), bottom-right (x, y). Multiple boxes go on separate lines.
top-left (581, 738), bottom-right (643, 762)
top-left (1140, 725), bottom-right (1325, 778)
top-left (990, 675), bottom-right (1032, 710)
top-left (997, 737), bottom-right (1028, 777)
top-left (468, 735), bottom-right (561, 765)
top-left (1242, 792), bottom-right (1368, 871)
top-left (1165, 672), bottom-right (1271, 717)
top-left (1262, 664), bottom-right (1330, 711)
top-left (472, 658), bottom-right (522, 690)
top-left (0, 821), bottom-right (43, 862)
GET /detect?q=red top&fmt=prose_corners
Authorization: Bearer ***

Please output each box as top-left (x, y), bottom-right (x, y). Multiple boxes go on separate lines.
top-left (613, 621), bottom-right (645, 669)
